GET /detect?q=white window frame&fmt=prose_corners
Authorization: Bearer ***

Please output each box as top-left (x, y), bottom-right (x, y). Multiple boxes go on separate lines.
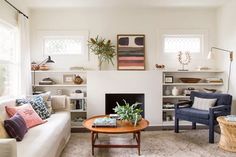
top-left (0, 19), bottom-right (20, 100)
top-left (162, 34), bottom-right (204, 54)
top-left (159, 29), bottom-right (208, 60)
top-left (38, 30), bottom-right (89, 60)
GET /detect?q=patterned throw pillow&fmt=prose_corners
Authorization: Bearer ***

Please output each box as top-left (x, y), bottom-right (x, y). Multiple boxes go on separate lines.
top-left (4, 113), bottom-right (28, 141)
top-left (5, 104), bottom-right (45, 128)
top-left (16, 96), bottom-right (50, 120)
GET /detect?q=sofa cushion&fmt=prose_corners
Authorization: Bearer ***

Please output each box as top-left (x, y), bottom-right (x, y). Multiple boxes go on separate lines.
top-left (16, 96), bottom-right (50, 120)
top-left (16, 111), bottom-right (70, 157)
top-left (192, 97), bottom-right (217, 110)
top-left (176, 108), bottom-right (209, 119)
top-left (4, 113), bottom-right (27, 141)
top-left (5, 104), bottom-right (45, 128)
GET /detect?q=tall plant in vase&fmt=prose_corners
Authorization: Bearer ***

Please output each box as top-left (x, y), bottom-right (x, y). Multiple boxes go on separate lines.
top-left (88, 36), bottom-right (116, 70)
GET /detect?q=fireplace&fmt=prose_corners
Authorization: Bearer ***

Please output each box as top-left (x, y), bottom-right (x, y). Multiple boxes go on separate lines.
top-left (105, 93), bottom-right (145, 117)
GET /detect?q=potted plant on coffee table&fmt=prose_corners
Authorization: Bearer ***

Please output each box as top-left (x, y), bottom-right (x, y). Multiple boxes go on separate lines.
top-left (113, 100), bottom-right (143, 126)
top-left (88, 36), bottom-right (116, 70)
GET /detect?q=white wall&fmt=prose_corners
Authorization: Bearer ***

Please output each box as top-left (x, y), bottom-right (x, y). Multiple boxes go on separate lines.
top-left (87, 71), bottom-right (162, 126)
top-left (29, 7), bottom-right (218, 70)
top-left (217, 0), bottom-right (236, 114)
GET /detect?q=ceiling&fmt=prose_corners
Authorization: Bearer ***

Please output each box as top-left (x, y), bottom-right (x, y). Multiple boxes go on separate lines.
top-left (24, 0), bottom-right (230, 8)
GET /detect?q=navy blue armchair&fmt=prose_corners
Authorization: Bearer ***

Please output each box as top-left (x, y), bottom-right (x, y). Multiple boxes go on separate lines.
top-left (174, 91), bottom-right (232, 143)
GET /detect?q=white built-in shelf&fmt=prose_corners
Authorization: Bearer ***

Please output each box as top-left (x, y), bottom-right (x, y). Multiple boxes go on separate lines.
top-left (31, 70), bottom-right (87, 73)
top-left (163, 70), bottom-right (224, 73)
top-left (163, 83), bottom-right (223, 86)
top-left (162, 109), bottom-right (175, 111)
top-left (70, 110), bottom-right (87, 113)
top-left (163, 96), bottom-right (190, 99)
top-left (69, 97), bottom-right (87, 100)
top-left (32, 84), bottom-right (87, 87)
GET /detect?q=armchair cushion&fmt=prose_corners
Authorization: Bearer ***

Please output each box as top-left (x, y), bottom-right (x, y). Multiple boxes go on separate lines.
top-left (176, 108), bottom-right (209, 119)
top-left (192, 97), bottom-right (217, 110)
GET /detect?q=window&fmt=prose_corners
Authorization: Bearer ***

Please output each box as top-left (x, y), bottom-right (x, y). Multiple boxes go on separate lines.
top-left (0, 21), bottom-right (19, 99)
top-left (43, 36), bottom-right (86, 55)
top-left (40, 31), bottom-right (89, 59)
top-left (163, 34), bottom-right (203, 53)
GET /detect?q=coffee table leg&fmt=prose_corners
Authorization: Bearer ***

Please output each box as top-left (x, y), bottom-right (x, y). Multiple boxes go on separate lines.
top-left (91, 131), bottom-right (95, 156)
top-left (137, 131), bottom-right (141, 156)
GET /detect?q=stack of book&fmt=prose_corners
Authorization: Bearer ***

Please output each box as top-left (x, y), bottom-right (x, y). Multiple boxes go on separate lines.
top-left (92, 117), bottom-right (117, 127)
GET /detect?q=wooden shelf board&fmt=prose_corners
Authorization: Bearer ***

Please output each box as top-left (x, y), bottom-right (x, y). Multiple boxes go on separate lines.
top-left (33, 84), bottom-right (87, 87)
top-left (69, 97), bottom-right (87, 100)
top-left (163, 83), bottom-right (223, 86)
top-left (163, 70), bottom-right (224, 73)
top-left (31, 70), bottom-right (87, 73)
top-left (163, 96), bottom-right (190, 98)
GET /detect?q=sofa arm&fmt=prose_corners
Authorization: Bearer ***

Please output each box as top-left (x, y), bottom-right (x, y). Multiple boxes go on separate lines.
top-left (51, 95), bottom-right (70, 111)
top-left (175, 101), bottom-right (192, 109)
top-left (0, 139), bottom-right (17, 157)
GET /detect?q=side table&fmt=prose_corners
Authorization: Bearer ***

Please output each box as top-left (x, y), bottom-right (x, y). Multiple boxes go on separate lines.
top-left (217, 116), bottom-right (236, 152)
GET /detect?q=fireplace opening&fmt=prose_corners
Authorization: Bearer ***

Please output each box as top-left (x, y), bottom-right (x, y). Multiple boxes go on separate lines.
top-left (105, 93), bottom-right (144, 118)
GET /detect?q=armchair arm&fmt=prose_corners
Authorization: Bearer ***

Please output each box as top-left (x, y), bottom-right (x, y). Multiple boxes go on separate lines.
top-left (174, 101), bottom-right (192, 109)
top-left (209, 105), bottom-right (231, 114)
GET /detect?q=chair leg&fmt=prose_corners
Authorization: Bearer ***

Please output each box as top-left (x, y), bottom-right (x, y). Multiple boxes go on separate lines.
top-left (192, 122), bottom-right (196, 129)
top-left (209, 124), bottom-right (214, 143)
top-left (175, 118), bottom-right (179, 133)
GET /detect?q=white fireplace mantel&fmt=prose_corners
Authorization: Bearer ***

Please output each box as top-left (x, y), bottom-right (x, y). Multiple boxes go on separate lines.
top-left (87, 71), bottom-right (162, 126)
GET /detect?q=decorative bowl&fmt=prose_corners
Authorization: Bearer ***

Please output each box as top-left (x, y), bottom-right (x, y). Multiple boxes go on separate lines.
top-left (179, 78), bottom-right (201, 83)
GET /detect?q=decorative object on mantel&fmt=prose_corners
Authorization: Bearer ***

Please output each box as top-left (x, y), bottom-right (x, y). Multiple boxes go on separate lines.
top-left (155, 64), bottom-right (165, 69)
top-left (208, 47), bottom-right (233, 93)
top-left (117, 34), bottom-right (145, 70)
top-left (73, 75), bottom-right (83, 84)
top-left (178, 51), bottom-right (191, 71)
top-left (203, 88), bottom-right (217, 93)
top-left (63, 74), bottom-right (74, 84)
top-left (39, 78), bottom-right (56, 85)
top-left (113, 100), bottom-right (143, 126)
top-left (171, 87), bottom-right (179, 96)
top-left (88, 36), bottom-right (116, 70)
top-left (179, 77), bottom-right (201, 83)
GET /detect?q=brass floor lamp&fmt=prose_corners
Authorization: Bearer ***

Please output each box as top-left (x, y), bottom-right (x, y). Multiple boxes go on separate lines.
top-left (208, 47), bottom-right (233, 93)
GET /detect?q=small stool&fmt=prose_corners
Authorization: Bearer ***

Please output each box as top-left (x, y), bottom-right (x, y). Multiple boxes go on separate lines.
top-left (217, 116), bottom-right (236, 152)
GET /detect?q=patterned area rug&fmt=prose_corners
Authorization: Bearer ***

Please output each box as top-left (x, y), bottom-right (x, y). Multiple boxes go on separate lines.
top-left (61, 130), bottom-right (235, 157)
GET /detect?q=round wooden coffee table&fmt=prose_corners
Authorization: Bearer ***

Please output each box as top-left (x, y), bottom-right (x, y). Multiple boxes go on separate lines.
top-left (83, 115), bottom-right (149, 156)
top-left (217, 116), bottom-right (236, 152)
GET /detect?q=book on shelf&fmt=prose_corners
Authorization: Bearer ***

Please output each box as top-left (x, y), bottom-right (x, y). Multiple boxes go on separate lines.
top-left (92, 117), bottom-right (117, 127)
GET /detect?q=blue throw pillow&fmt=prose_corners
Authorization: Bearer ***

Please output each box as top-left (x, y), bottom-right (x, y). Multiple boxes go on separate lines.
top-left (16, 96), bottom-right (50, 120)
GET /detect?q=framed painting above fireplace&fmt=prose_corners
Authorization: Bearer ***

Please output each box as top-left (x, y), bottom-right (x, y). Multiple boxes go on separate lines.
top-left (117, 34), bottom-right (145, 70)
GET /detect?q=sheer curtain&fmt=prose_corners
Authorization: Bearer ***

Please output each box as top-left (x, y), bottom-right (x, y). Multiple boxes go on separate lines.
top-left (18, 14), bottom-right (32, 95)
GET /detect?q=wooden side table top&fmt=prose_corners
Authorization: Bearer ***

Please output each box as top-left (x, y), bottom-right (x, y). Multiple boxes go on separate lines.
top-left (83, 115), bottom-right (149, 133)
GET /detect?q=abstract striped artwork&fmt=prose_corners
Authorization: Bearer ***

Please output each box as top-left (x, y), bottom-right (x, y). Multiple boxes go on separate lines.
top-left (117, 35), bottom-right (145, 70)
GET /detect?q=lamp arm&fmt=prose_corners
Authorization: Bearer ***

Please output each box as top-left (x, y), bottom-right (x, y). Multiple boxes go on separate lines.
top-left (37, 58), bottom-right (48, 66)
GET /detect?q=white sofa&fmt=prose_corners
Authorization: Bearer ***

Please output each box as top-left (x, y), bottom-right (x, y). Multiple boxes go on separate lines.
top-left (0, 96), bottom-right (71, 157)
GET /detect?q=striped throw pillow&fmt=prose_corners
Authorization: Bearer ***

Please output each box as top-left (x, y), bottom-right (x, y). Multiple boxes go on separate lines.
top-left (4, 113), bottom-right (28, 141)
top-left (192, 97), bottom-right (217, 110)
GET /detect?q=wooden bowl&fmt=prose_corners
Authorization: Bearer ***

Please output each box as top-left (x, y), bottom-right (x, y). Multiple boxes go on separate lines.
top-left (179, 78), bottom-right (201, 83)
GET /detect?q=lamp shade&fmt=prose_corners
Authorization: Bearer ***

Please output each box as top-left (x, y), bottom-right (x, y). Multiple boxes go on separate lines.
top-left (46, 56), bottom-right (55, 63)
